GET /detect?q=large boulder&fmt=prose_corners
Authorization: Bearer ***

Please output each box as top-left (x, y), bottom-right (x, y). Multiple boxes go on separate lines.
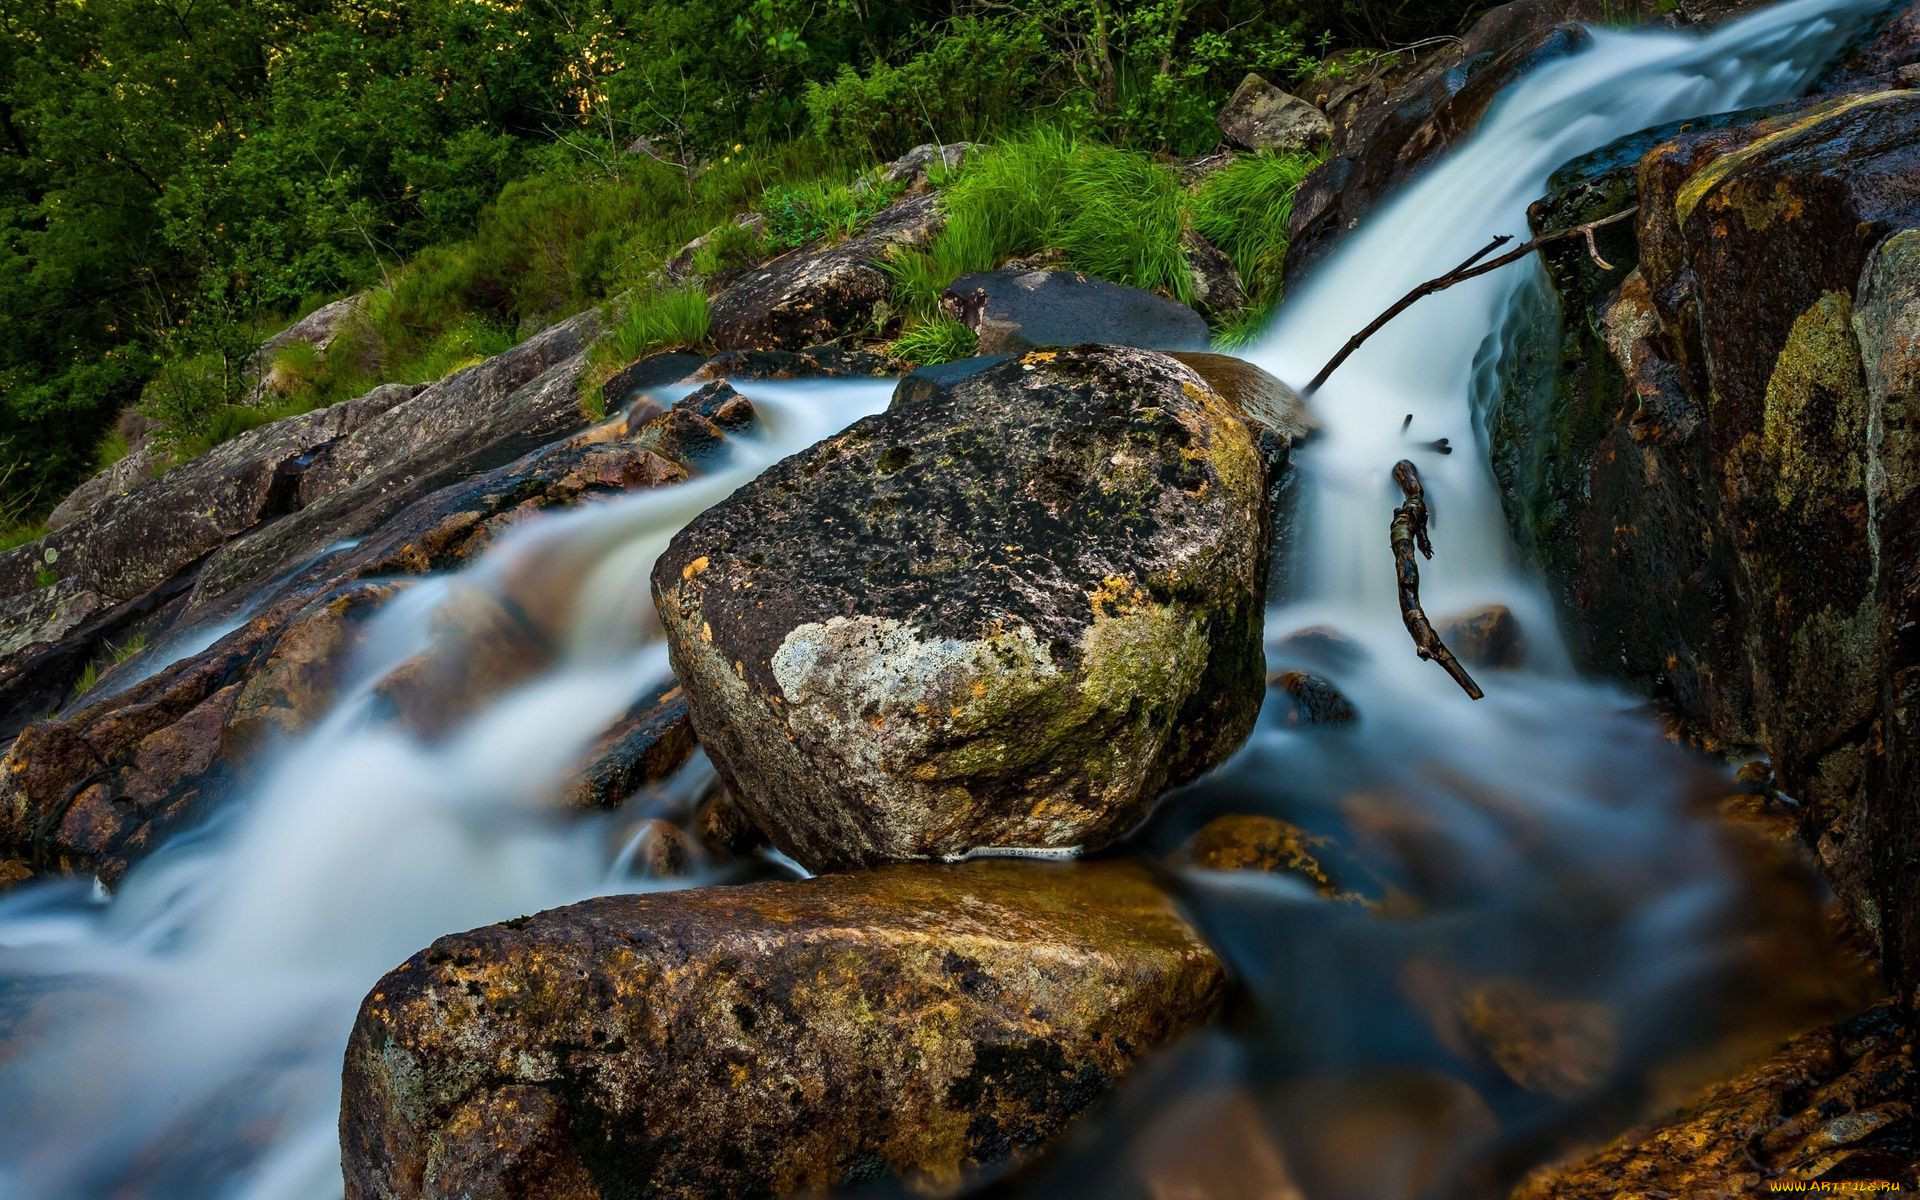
top-left (341, 860), bottom-right (1226, 1200)
top-left (1216, 73), bottom-right (1332, 153)
top-left (708, 193), bottom-right (943, 352)
top-left (652, 346), bottom-right (1296, 870)
top-left (940, 269), bottom-right (1211, 356)
top-left (1488, 87), bottom-right (1920, 991)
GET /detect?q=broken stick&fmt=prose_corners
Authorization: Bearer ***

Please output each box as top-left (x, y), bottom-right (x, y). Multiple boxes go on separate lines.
top-left (1390, 460), bottom-right (1483, 700)
top-left (1304, 207), bottom-right (1637, 397)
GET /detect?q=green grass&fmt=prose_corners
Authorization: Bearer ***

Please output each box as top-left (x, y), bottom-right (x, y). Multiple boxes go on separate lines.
top-left (0, 523), bottom-right (47, 554)
top-left (92, 428), bottom-right (132, 472)
top-left (690, 220), bottom-right (770, 277)
top-left (72, 661), bottom-right (98, 697)
top-left (1210, 299), bottom-right (1279, 351)
top-left (890, 317), bottom-right (978, 365)
top-left (109, 631), bottom-right (147, 663)
top-left (609, 285), bottom-right (712, 362)
top-left (760, 174), bottom-right (906, 249)
top-left (1192, 149), bottom-right (1322, 309)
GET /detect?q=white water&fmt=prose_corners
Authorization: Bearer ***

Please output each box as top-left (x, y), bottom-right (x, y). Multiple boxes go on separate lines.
top-left (0, 3), bottom-right (1889, 1196)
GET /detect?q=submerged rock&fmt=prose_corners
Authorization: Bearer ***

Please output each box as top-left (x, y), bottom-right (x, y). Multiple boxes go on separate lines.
top-left (941, 270), bottom-right (1211, 355)
top-left (340, 860), bottom-right (1226, 1200)
top-left (1216, 73), bottom-right (1331, 153)
top-left (1176, 813), bottom-right (1346, 897)
top-left (1268, 669), bottom-right (1360, 728)
top-left (652, 346), bottom-right (1293, 869)
top-left (1441, 604), bottom-right (1527, 670)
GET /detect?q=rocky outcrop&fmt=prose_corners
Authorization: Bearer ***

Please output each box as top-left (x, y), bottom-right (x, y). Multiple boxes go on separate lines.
top-left (1489, 87), bottom-right (1920, 991)
top-left (1512, 1003), bottom-right (1916, 1196)
top-left (341, 860), bottom-right (1226, 1200)
top-left (708, 193), bottom-right (943, 351)
top-left (0, 389), bottom-right (760, 887)
top-left (653, 347), bottom-right (1296, 870)
top-left (880, 141), bottom-right (978, 192)
top-left (940, 269), bottom-right (1211, 355)
top-left (256, 293), bottom-right (364, 363)
top-left (1216, 73), bottom-right (1331, 153)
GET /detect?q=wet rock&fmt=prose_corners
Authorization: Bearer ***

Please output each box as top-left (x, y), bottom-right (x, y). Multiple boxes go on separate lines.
top-left (1176, 813), bottom-right (1344, 897)
top-left (616, 817), bottom-right (691, 879)
top-left (1268, 669), bottom-right (1359, 728)
top-left (692, 782), bottom-right (767, 861)
top-left (1456, 980), bottom-right (1618, 1100)
top-left (652, 346), bottom-right (1291, 869)
top-left (422, 1086), bottom-right (599, 1200)
top-left (598, 351), bottom-right (707, 410)
top-left (1216, 74), bottom-right (1331, 153)
top-left (941, 269), bottom-right (1210, 356)
top-left (1441, 604), bottom-right (1527, 669)
top-left (340, 860), bottom-right (1227, 1200)
top-left (1512, 1003), bottom-right (1917, 1197)
top-left (708, 193), bottom-right (942, 352)
top-left (1488, 85), bottom-right (1920, 993)
top-left (1276, 624), bottom-right (1367, 670)
top-left (880, 140), bottom-right (978, 192)
top-left (556, 684), bottom-right (695, 810)
top-left (689, 344), bottom-right (898, 382)
top-left (1816, 0), bottom-right (1920, 92)
top-left (890, 355), bottom-right (1014, 409)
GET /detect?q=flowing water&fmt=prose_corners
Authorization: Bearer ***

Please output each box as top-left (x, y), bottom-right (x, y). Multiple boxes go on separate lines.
top-left (0, 3), bottom-right (1895, 1197)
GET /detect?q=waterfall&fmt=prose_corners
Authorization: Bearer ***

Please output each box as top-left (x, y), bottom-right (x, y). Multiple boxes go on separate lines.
top-left (0, 3), bottom-right (1888, 1196)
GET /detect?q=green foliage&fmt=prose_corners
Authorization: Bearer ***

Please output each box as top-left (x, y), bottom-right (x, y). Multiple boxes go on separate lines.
top-left (35, 566), bottom-right (59, 590)
top-left (761, 176), bottom-right (905, 249)
top-left (804, 17), bottom-right (1049, 160)
top-left (72, 661), bottom-right (98, 698)
top-left (0, 524), bottom-right (47, 555)
top-left (881, 248), bottom-right (955, 325)
top-left (138, 355), bottom-right (241, 445)
top-left (1192, 149), bottom-right (1322, 307)
top-left (691, 221), bottom-right (771, 278)
top-left (610, 286), bottom-right (713, 362)
top-left (1210, 299), bottom-right (1279, 350)
top-left (890, 318), bottom-right (979, 365)
top-left (109, 632), bottom-right (148, 664)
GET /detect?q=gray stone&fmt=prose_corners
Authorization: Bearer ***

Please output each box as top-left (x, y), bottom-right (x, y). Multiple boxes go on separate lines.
top-left (941, 269), bottom-right (1211, 356)
top-left (1217, 73), bottom-right (1332, 153)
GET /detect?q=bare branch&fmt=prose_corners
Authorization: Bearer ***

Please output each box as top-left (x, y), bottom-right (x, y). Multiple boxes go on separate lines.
top-left (1390, 460), bottom-right (1483, 700)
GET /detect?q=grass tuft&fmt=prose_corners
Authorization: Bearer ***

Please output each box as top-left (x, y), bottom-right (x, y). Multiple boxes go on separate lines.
top-left (890, 317), bottom-right (978, 365)
top-left (1192, 149), bottom-right (1321, 309)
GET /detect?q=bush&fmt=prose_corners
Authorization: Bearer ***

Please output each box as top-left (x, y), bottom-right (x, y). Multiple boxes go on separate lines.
top-left (690, 220), bottom-right (771, 277)
top-left (138, 353), bottom-right (237, 440)
top-left (804, 16), bottom-right (1049, 161)
top-left (890, 317), bottom-right (978, 365)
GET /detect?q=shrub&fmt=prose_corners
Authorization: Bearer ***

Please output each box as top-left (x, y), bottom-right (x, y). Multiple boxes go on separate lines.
top-left (804, 16), bottom-right (1049, 161)
top-left (890, 317), bottom-right (978, 365)
top-left (138, 353), bottom-right (236, 440)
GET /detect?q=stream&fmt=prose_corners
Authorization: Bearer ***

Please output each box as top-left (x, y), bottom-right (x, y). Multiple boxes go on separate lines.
top-left (0, 2), bottom-right (1894, 1196)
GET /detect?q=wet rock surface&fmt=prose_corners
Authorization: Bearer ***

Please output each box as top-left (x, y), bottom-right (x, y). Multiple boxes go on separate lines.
top-left (941, 270), bottom-right (1211, 356)
top-left (1441, 604), bottom-right (1527, 670)
top-left (1513, 1004), bottom-right (1917, 1197)
top-left (653, 346), bottom-right (1293, 869)
top-left (1489, 82), bottom-right (1920, 993)
top-left (1176, 812), bottom-right (1346, 896)
top-left (341, 860), bottom-right (1226, 1200)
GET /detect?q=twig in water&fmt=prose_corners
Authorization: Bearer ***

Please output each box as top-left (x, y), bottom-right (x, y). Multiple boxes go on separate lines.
top-left (1304, 207), bottom-right (1638, 397)
top-left (1390, 460), bottom-right (1482, 700)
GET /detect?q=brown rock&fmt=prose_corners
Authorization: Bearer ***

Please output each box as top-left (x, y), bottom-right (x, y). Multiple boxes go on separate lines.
top-left (1456, 979), bottom-right (1619, 1100)
top-left (1441, 604), bottom-right (1527, 669)
top-left (692, 782), bottom-right (767, 861)
top-left (556, 684), bottom-right (695, 810)
top-left (615, 817), bottom-right (691, 880)
top-left (1268, 669), bottom-right (1360, 727)
top-left (340, 860), bottom-right (1227, 1200)
top-left (421, 1085), bottom-right (600, 1200)
top-left (1177, 813), bottom-right (1345, 897)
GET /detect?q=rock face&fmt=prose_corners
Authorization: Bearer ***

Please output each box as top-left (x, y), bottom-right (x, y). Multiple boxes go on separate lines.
top-left (1512, 1003), bottom-right (1916, 1196)
top-left (708, 193), bottom-right (943, 351)
top-left (340, 860), bottom-right (1227, 1200)
top-left (941, 270), bottom-right (1211, 356)
top-left (653, 346), bottom-right (1293, 870)
top-left (1488, 87), bottom-right (1920, 992)
top-left (880, 141), bottom-right (978, 191)
top-left (1216, 73), bottom-right (1332, 153)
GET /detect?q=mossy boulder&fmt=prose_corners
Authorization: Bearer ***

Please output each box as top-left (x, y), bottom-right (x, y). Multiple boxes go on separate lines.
top-left (340, 860), bottom-right (1227, 1200)
top-left (651, 345), bottom-right (1296, 869)
top-left (1486, 87), bottom-right (1920, 991)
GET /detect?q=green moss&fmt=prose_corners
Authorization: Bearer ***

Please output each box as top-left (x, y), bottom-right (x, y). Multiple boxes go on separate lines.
top-left (1760, 291), bottom-right (1867, 508)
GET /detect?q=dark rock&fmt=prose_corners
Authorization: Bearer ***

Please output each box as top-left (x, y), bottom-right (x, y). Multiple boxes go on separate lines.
top-left (1216, 73), bottom-right (1332, 153)
top-left (556, 683), bottom-right (695, 810)
top-left (1816, 0), bottom-right (1920, 92)
top-left (1276, 624), bottom-right (1368, 670)
top-left (890, 354), bottom-right (1014, 409)
top-left (1488, 86), bottom-right (1920, 993)
top-left (941, 270), bottom-right (1211, 356)
top-left (1268, 669), bottom-right (1359, 728)
top-left (1176, 813), bottom-right (1346, 896)
top-left (340, 860), bottom-right (1227, 1200)
top-left (708, 193), bottom-right (942, 352)
top-left (617, 817), bottom-right (692, 879)
top-left (1440, 604), bottom-right (1527, 669)
top-left (689, 344), bottom-right (899, 382)
top-left (652, 346), bottom-right (1292, 869)
top-left (1511, 1003), bottom-right (1916, 1196)
top-left (692, 783), bottom-right (768, 862)
top-left (599, 351), bottom-right (708, 409)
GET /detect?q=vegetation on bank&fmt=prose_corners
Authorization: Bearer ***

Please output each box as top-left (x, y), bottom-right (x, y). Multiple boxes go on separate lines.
top-left (0, 0), bottom-right (1499, 543)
